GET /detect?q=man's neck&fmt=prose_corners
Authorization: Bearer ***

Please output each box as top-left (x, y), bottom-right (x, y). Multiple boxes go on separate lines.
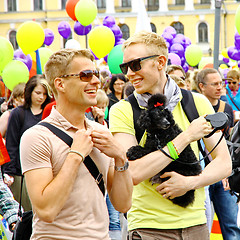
top-left (209, 98), bottom-right (218, 107)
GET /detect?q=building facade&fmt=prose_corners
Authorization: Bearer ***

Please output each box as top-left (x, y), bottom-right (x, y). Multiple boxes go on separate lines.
top-left (0, 0), bottom-right (240, 57)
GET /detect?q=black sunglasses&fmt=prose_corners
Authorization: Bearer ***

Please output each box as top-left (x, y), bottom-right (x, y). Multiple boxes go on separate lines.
top-left (119, 55), bottom-right (159, 75)
top-left (227, 81), bottom-right (238, 85)
top-left (59, 69), bottom-right (99, 82)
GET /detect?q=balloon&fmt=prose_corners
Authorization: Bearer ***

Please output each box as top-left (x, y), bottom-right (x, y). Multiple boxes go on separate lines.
top-left (65, 0), bottom-right (79, 21)
top-left (44, 29), bottom-right (54, 46)
top-left (14, 49), bottom-right (32, 71)
top-left (74, 21), bottom-right (92, 35)
top-left (184, 37), bottom-right (191, 49)
top-left (107, 45), bottom-right (124, 74)
top-left (88, 26), bottom-right (115, 59)
top-left (168, 53), bottom-right (181, 66)
top-left (163, 26), bottom-right (177, 38)
top-left (182, 62), bottom-right (189, 73)
top-left (198, 57), bottom-right (213, 70)
top-left (103, 16), bottom-right (116, 28)
top-left (0, 37), bottom-right (14, 74)
top-left (38, 47), bottom-right (53, 72)
top-left (223, 57), bottom-right (230, 64)
top-left (221, 48), bottom-right (229, 58)
top-left (58, 21), bottom-right (71, 39)
top-left (115, 38), bottom-right (125, 46)
top-left (227, 46), bottom-right (240, 61)
top-left (172, 34), bottom-right (185, 46)
top-left (2, 60), bottom-right (29, 91)
top-left (110, 25), bottom-right (121, 36)
top-left (16, 21), bottom-right (45, 55)
top-left (170, 43), bottom-right (185, 58)
top-left (162, 32), bottom-right (173, 45)
top-left (104, 54), bottom-right (108, 63)
top-left (219, 63), bottom-right (228, 69)
top-left (65, 39), bottom-right (81, 49)
top-left (235, 5), bottom-right (240, 35)
top-left (185, 44), bottom-right (203, 67)
top-left (75, 0), bottom-right (97, 26)
top-left (222, 68), bottom-right (230, 78)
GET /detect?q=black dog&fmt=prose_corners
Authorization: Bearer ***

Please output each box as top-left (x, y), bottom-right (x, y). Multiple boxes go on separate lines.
top-left (126, 94), bottom-right (202, 208)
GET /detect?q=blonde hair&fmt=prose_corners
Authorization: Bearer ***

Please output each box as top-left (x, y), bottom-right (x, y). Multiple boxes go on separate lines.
top-left (12, 82), bottom-right (25, 99)
top-left (169, 74), bottom-right (186, 89)
top-left (122, 31), bottom-right (168, 61)
top-left (96, 89), bottom-right (109, 106)
top-left (44, 49), bottom-right (94, 97)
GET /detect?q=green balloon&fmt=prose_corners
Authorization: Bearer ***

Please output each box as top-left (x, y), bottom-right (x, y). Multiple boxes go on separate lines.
top-left (108, 45), bottom-right (124, 74)
top-left (185, 44), bottom-right (203, 67)
top-left (235, 5), bottom-right (240, 35)
top-left (2, 60), bottom-right (29, 91)
top-left (0, 37), bottom-right (14, 73)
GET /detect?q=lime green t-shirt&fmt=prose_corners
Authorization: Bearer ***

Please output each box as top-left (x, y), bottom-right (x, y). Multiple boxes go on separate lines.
top-left (109, 91), bottom-right (215, 230)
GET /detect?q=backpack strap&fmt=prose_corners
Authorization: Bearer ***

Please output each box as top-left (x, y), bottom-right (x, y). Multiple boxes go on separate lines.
top-left (226, 91), bottom-right (240, 111)
top-left (180, 89), bottom-right (211, 165)
top-left (218, 100), bottom-right (226, 113)
top-left (38, 122), bottom-right (105, 196)
top-left (126, 94), bottom-right (144, 143)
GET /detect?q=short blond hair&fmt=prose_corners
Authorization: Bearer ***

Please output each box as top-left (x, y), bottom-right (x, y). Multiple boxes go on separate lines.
top-left (122, 31), bottom-right (168, 61)
top-left (96, 89), bottom-right (109, 106)
top-left (44, 48), bottom-right (94, 97)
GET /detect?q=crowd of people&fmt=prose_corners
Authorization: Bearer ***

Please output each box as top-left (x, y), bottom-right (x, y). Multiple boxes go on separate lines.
top-left (0, 30), bottom-right (239, 240)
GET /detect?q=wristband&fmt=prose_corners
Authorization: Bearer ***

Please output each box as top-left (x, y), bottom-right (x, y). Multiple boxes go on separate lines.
top-left (171, 141), bottom-right (179, 156)
top-left (69, 150), bottom-right (85, 161)
top-left (166, 142), bottom-right (179, 160)
top-left (115, 161), bottom-right (129, 172)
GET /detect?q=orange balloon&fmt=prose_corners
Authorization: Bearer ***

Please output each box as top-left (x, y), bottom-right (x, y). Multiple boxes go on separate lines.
top-left (203, 63), bottom-right (214, 69)
top-left (66, 0), bottom-right (79, 21)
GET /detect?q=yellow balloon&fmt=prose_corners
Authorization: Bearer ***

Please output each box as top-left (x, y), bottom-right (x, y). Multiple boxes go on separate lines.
top-left (221, 48), bottom-right (229, 58)
top-left (219, 64), bottom-right (228, 69)
top-left (16, 21), bottom-right (45, 55)
top-left (88, 26), bottom-right (115, 59)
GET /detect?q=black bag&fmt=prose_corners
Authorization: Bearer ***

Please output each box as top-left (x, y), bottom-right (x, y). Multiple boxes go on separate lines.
top-left (227, 120), bottom-right (240, 194)
top-left (13, 211), bottom-right (33, 240)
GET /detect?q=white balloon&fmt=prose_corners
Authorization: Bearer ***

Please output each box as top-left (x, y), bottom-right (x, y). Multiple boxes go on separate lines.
top-left (65, 39), bottom-right (81, 50)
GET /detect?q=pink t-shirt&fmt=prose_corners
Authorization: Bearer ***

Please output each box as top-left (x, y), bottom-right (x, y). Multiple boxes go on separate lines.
top-left (20, 107), bottom-right (113, 240)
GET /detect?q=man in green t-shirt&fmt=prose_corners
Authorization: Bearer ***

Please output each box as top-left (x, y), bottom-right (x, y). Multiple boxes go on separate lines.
top-left (109, 31), bottom-right (231, 240)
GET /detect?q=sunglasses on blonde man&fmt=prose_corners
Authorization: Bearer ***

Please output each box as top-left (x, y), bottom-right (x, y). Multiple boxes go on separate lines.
top-left (59, 69), bottom-right (99, 82)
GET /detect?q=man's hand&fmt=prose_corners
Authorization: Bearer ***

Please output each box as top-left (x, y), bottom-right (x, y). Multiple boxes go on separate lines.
top-left (155, 172), bottom-right (192, 199)
top-left (3, 174), bottom-right (14, 186)
top-left (91, 106), bottom-right (105, 125)
top-left (222, 178), bottom-right (230, 191)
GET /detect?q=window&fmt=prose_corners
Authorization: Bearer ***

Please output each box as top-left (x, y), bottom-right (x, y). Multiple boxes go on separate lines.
top-left (201, 0), bottom-right (210, 3)
top-left (9, 30), bottom-right (18, 50)
top-left (198, 22), bottom-right (208, 43)
top-left (151, 23), bottom-right (157, 33)
top-left (61, 0), bottom-right (67, 9)
top-left (122, 0), bottom-right (131, 7)
top-left (147, 0), bottom-right (159, 11)
top-left (119, 24), bottom-right (130, 40)
top-left (97, 0), bottom-right (106, 8)
top-left (34, 0), bottom-right (43, 11)
top-left (8, 0), bottom-right (17, 11)
top-left (175, 0), bottom-right (185, 5)
top-left (172, 22), bottom-right (184, 34)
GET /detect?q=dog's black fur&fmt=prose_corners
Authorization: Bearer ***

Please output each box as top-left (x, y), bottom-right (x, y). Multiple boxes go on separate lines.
top-left (126, 94), bottom-right (202, 208)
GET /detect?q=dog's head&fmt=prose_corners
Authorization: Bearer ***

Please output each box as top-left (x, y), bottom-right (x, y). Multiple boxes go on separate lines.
top-left (137, 94), bottom-right (174, 132)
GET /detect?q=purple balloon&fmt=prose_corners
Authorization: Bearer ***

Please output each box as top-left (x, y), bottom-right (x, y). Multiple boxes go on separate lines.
top-left (58, 21), bottom-right (71, 39)
top-left (170, 43), bottom-right (185, 58)
top-left (115, 38), bottom-right (125, 46)
top-left (44, 29), bottom-right (54, 46)
top-left (222, 68), bottom-right (230, 78)
top-left (184, 37), bottom-right (191, 49)
top-left (163, 26), bottom-right (177, 38)
top-left (235, 40), bottom-right (240, 51)
top-left (14, 49), bottom-right (32, 71)
top-left (168, 53), bottom-right (181, 66)
top-left (182, 63), bottom-right (189, 73)
top-left (235, 32), bottom-right (240, 45)
top-left (162, 32), bottom-right (173, 45)
top-left (227, 46), bottom-right (240, 61)
top-left (104, 54), bottom-right (108, 63)
top-left (223, 57), bottom-right (230, 64)
top-left (110, 25), bottom-right (121, 36)
top-left (90, 50), bottom-right (99, 60)
top-left (181, 56), bottom-right (186, 66)
top-left (237, 61), bottom-right (240, 68)
top-left (172, 34), bottom-right (186, 46)
top-left (103, 16), bottom-right (116, 28)
top-left (74, 21), bottom-right (92, 36)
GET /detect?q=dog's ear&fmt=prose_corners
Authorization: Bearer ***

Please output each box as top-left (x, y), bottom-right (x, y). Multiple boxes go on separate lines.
top-left (137, 110), bottom-right (151, 129)
top-left (148, 94), bottom-right (166, 110)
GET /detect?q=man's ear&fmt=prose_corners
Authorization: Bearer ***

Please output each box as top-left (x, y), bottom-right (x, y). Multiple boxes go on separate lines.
top-left (198, 82), bottom-right (204, 93)
top-left (54, 77), bottom-right (65, 93)
top-left (156, 55), bottom-right (167, 71)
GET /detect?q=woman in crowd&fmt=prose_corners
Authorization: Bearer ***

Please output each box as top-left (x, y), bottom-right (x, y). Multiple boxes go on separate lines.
top-left (2, 75), bottom-right (52, 211)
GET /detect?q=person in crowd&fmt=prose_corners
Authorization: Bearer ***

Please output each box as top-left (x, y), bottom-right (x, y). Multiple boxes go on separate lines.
top-left (20, 49), bottom-right (133, 239)
top-left (166, 64), bottom-right (186, 80)
top-left (107, 74), bottom-right (128, 113)
top-left (109, 31), bottom-right (231, 240)
top-left (0, 82), bottom-right (25, 138)
top-left (2, 75), bottom-right (52, 211)
top-left (169, 74), bottom-right (187, 89)
top-left (124, 82), bottom-right (135, 98)
top-left (226, 69), bottom-right (240, 113)
top-left (197, 68), bottom-right (239, 239)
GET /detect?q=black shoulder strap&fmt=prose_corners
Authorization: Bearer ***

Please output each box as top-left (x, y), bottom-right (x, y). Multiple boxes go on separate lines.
top-left (38, 122), bottom-right (105, 196)
top-left (180, 89), bottom-right (211, 165)
top-left (226, 91), bottom-right (240, 111)
top-left (126, 94), bottom-right (144, 143)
